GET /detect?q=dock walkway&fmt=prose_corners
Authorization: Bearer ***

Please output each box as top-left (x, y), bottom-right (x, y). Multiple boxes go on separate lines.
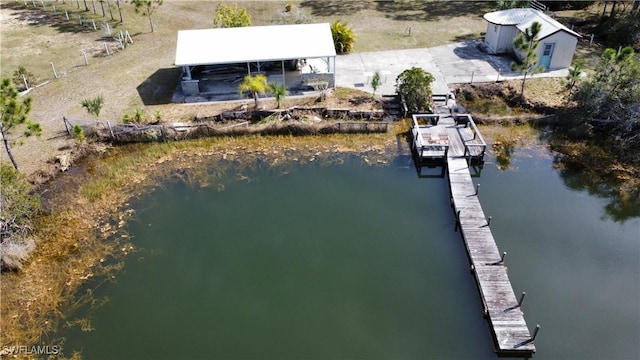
top-left (448, 156), bottom-right (536, 356)
top-left (411, 104), bottom-right (537, 356)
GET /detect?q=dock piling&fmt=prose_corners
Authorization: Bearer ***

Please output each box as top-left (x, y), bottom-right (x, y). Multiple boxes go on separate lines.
top-left (518, 291), bottom-right (526, 307)
top-left (415, 109), bottom-right (534, 355)
top-left (532, 324), bottom-right (540, 340)
top-left (531, 324), bottom-right (540, 341)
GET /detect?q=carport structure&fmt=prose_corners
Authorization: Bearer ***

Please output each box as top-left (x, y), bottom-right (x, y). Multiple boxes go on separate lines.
top-left (175, 23), bottom-right (336, 97)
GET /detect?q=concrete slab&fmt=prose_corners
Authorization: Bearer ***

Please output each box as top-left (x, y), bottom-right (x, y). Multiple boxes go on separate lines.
top-left (335, 48), bottom-right (449, 96)
top-left (335, 40), bottom-right (570, 96)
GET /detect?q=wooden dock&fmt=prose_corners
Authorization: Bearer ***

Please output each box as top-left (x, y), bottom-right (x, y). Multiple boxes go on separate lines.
top-left (410, 113), bottom-right (487, 162)
top-left (411, 109), bottom-right (537, 356)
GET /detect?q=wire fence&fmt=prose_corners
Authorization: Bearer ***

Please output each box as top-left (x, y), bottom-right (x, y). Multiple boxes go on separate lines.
top-left (10, 0), bottom-right (134, 90)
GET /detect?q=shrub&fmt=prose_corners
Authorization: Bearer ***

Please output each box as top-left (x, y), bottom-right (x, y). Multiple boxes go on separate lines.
top-left (133, 108), bottom-right (145, 123)
top-left (81, 96), bottom-right (104, 117)
top-left (72, 125), bottom-right (86, 141)
top-left (12, 66), bottom-right (36, 92)
top-left (214, 2), bottom-right (251, 28)
top-left (0, 164), bottom-right (40, 271)
top-left (395, 67), bottom-right (435, 112)
top-left (331, 20), bottom-right (356, 54)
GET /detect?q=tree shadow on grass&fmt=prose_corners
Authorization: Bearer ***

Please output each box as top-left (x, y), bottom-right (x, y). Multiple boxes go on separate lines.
top-left (1, 2), bottom-right (105, 34)
top-left (299, 1), bottom-right (493, 20)
top-left (374, 1), bottom-right (494, 22)
top-left (137, 68), bottom-right (182, 105)
top-left (299, 1), bottom-right (372, 17)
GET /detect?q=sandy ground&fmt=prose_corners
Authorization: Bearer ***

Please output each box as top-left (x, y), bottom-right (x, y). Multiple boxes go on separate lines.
top-left (0, 1), bottom-right (578, 177)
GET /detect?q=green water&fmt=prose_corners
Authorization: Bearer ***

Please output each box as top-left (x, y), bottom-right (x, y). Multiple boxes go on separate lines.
top-left (61, 150), bottom-right (639, 359)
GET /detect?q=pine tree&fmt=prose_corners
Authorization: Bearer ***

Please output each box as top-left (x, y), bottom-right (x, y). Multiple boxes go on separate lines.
top-left (0, 79), bottom-right (41, 171)
top-left (511, 21), bottom-right (543, 100)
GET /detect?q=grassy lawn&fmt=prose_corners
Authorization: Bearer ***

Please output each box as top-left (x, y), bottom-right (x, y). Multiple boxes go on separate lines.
top-left (0, 0), bottom-right (602, 176)
top-left (0, 0), bottom-right (493, 175)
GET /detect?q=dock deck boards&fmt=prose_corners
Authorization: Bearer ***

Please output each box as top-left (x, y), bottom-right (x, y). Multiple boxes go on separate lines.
top-left (411, 108), bottom-right (535, 356)
top-left (448, 155), bottom-right (536, 356)
top-left (411, 113), bottom-right (486, 161)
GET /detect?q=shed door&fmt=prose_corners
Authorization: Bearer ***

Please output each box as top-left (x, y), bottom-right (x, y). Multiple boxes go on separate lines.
top-left (541, 43), bottom-right (555, 70)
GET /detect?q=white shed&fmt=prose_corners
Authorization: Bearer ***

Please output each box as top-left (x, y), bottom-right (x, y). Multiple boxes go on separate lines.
top-left (483, 8), bottom-right (581, 70)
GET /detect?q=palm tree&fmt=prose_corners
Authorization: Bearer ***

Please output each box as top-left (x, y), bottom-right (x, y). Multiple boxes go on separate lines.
top-left (270, 82), bottom-right (288, 109)
top-left (238, 74), bottom-right (269, 108)
top-left (81, 96), bottom-right (104, 117)
top-left (511, 21), bottom-right (543, 99)
top-left (331, 20), bottom-right (356, 54)
top-left (371, 71), bottom-right (381, 98)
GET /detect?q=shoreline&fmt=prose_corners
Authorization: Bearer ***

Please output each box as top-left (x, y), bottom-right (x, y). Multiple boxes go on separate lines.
top-left (0, 129), bottom-right (408, 355)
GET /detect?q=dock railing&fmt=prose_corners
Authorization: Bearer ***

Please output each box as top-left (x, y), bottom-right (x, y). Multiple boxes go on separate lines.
top-left (455, 114), bottom-right (487, 161)
top-left (411, 114), bottom-right (449, 160)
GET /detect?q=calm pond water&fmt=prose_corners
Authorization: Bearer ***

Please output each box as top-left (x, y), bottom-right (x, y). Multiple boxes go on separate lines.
top-left (61, 148), bottom-right (639, 359)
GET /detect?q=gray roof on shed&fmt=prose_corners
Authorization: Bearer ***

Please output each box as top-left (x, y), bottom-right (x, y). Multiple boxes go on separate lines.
top-left (483, 8), bottom-right (580, 40)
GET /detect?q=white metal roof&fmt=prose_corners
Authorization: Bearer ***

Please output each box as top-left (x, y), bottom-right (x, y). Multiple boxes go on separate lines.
top-left (175, 23), bottom-right (336, 67)
top-left (483, 8), bottom-right (532, 25)
top-left (484, 8), bottom-right (580, 39)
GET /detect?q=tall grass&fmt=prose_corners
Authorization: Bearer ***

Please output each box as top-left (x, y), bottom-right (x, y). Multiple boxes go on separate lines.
top-left (0, 131), bottom-right (407, 356)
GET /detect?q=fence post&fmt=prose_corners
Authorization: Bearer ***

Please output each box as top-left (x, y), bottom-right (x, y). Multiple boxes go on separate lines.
top-left (63, 117), bottom-right (71, 135)
top-left (21, 74), bottom-right (29, 90)
top-left (50, 62), bottom-right (58, 78)
top-left (470, 71), bottom-right (474, 84)
top-left (589, 34), bottom-right (594, 46)
top-left (125, 30), bottom-right (134, 44)
top-left (104, 42), bottom-right (110, 56)
top-left (106, 121), bottom-right (115, 140)
top-left (65, 10), bottom-right (69, 20)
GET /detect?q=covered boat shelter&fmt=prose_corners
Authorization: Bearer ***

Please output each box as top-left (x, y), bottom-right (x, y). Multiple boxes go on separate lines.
top-left (174, 23), bottom-right (337, 98)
